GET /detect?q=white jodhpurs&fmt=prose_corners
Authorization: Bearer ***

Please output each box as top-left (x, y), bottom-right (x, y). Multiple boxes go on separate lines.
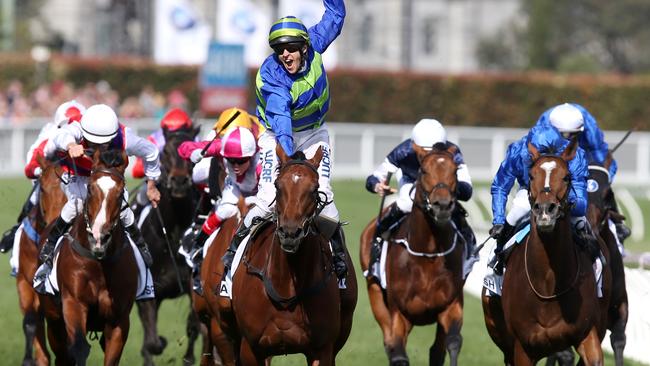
top-left (244, 126), bottom-right (339, 227)
top-left (395, 180), bottom-right (415, 213)
top-left (506, 189), bottom-right (531, 226)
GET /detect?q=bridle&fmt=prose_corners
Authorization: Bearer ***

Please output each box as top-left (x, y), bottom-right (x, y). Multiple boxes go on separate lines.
top-left (413, 150), bottom-right (458, 222)
top-left (528, 155), bottom-right (573, 216)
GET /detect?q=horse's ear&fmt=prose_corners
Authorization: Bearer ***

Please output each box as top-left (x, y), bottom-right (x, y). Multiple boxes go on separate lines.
top-left (308, 146), bottom-right (324, 168)
top-left (162, 128), bottom-right (170, 141)
top-left (276, 144), bottom-right (289, 166)
top-left (91, 147), bottom-right (102, 165)
top-left (412, 142), bottom-right (428, 163)
top-left (192, 125), bottom-right (201, 139)
top-left (561, 135), bottom-right (578, 162)
top-left (446, 143), bottom-right (458, 157)
top-left (528, 142), bottom-right (540, 162)
top-left (116, 151), bottom-right (129, 174)
top-left (36, 153), bottom-right (47, 169)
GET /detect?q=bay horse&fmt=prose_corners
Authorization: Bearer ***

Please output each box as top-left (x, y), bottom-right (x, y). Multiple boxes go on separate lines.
top-left (230, 146), bottom-right (357, 365)
top-left (360, 143), bottom-right (466, 366)
top-left (135, 127), bottom-right (203, 366)
top-left (16, 155), bottom-right (66, 366)
top-left (47, 148), bottom-right (138, 365)
top-left (482, 138), bottom-right (604, 365)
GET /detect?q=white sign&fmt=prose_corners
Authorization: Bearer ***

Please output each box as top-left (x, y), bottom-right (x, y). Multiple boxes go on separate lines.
top-left (217, 0), bottom-right (271, 67)
top-left (154, 0), bottom-right (211, 65)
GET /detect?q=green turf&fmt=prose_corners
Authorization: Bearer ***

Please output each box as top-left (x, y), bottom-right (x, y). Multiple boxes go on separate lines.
top-left (0, 178), bottom-right (645, 365)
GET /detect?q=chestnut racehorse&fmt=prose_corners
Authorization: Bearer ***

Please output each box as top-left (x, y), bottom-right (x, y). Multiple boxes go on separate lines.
top-left (16, 155), bottom-right (66, 366)
top-left (360, 144), bottom-right (466, 366)
top-left (46, 149), bottom-right (138, 365)
top-left (482, 138), bottom-right (604, 365)
top-left (229, 146), bottom-right (357, 365)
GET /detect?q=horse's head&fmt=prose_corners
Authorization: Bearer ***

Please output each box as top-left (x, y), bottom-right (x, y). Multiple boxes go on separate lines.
top-left (84, 148), bottom-right (127, 259)
top-left (161, 127), bottom-right (200, 198)
top-left (414, 143), bottom-right (459, 225)
top-left (527, 137), bottom-right (578, 232)
top-left (36, 154), bottom-right (67, 223)
top-left (274, 145), bottom-right (324, 253)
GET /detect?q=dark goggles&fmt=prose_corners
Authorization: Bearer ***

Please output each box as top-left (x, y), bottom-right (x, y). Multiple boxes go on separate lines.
top-left (226, 157), bottom-right (251, 165)
top-left (273, 42), bottom-right (304, 55)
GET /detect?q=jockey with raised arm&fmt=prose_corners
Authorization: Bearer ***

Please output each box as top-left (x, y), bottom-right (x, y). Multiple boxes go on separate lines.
top-left (33, 104), bottom-right (161, 292)
top-left (178, 126), bottom-right (260, 295)
top-left (489, 124), bottom-right (594, 274)
top-left (364, 119), bottom-right (476, 280)
top-left (221, 0), bottom-right (349, 281)
top-left (1, 101), bottom-right (85, 255)
top-left (535, 103), bottom-right (630, 243)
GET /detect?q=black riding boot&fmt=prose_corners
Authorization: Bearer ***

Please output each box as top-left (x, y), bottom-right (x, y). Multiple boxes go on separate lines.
top-left (126, 224), bottom-right (153, 267)
top-left (222, 223), bottom-right (251, 273)
top-left (1, 197), bottom-right (35, 253)
top-left (452, 204), bottom-right (477, 257)
top-left (34, 216), bottom-right (71, 293)
top-left (367, 204), bottom-right (406, 280)
top-left (604, 189), bottom-right (631, 243)
top-left (571, 216), bottom-right (600, 262)
top-left (490, 223), bottom-right (514, 275)
top-left (330, 225), bottom-right (348, 280)
top-left (191, 230), bottom-right (209, 295)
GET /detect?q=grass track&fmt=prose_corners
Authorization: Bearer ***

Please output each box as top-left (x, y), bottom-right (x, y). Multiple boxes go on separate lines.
top-left (0, 178), bottom-right (644, 365)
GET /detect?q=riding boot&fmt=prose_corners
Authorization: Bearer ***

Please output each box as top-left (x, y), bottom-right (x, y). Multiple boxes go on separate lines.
top-left (222, 222), bottom-right (251, 273)
top-left (367, 204), bottom-right (406, 280)
top-left (604, 189), bottom-right (631, 243)
top-left (571, 216), bottom-right (600, 263)
top-left (490, 223), bottom-right (514, 275)
top-left (34, 216), bottom-right (71, 292)
top-left (1, 197), bottom-right (35, 253)
top-left (330, 224), bottom-right (348, 280)
top-left (452, 204), bottom-right (477, 258)
top-left (126, 224), bottom-right (153, 267)
top-left (191, 230), bottom-right (209, 295)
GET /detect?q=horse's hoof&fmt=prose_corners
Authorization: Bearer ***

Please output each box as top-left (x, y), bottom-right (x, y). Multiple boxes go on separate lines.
top-left (22, 359), bottom-right (35, 366)
top-left (145, 336), bottom-right (168, 355)
top-left (182, 356), bottom-right (195, 366)
top-left (390, 356), bottom-right (409, 366)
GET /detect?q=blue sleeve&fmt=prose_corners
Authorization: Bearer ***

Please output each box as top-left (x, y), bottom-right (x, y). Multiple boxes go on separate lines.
top-left (386, 139), bottom-right (412, 167)
top-left (366, 175), bottom-right (379, 193)
top-left (568, 147), bottom-right (589, 217)
top-left (258, 64), bottom-right (294, 155)
top-left (609, 159), bottom-right (618, 181)
top-left (308, 0), bottom-right (346, 54)
top-left (578, 106), bottom-right (609, 165)
top-left (491, 142), bottom-right (523, 225)
top-left (457, 183), bottom-right (472, 202)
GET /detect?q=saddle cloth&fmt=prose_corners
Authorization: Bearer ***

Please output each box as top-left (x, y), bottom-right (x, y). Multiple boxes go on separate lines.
top-left (35, 234), bottom-right (155, 301)
top-left (483, 224), bottom-right (603, 297)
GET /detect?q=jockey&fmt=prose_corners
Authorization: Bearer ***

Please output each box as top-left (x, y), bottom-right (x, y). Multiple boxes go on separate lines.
top-left (33, 104), bottom-right (161, 290)
top-left (364, 119), bottom-right (475, 280)
top-left (222, 0), bottom-right (349, 281)
top-left (489, 124), bottom-right (593, 275)
top-left (178, 126), bottom-right (260, 295)
top-left (0, 100), bottom-right (85, 254)
top-left (535, 103), bottom-right (630, 243)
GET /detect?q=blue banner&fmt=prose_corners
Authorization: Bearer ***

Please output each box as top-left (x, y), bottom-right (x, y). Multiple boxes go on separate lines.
top-left (200, 42), bottom-right (247, 88)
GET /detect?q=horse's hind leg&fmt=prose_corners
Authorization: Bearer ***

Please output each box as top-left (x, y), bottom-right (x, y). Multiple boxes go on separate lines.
top-left (183, 309), bottom-right (200, 366)
top-left (545, 349), bottom-right (575, 366)
top-left (385, 311), bottom-right (412, 366)
top-left (575, 327), bottom-right (604, 366)
top-left (430, 298), bottom-right (463, 366)
top-left (609, 302), bottom-right (627, 366)
top-left (102, 317), bottom-right (130, 366)
top-left (209, 316), bottom-right (235, 366)
top-left (239, 338), bottom-right (264, 366)
top-left (62, 298), bottom-right (90, 366)
top-left (137, 298), bottom-right (166, 365)
top-left (17, 277), bottom-right (49, 366)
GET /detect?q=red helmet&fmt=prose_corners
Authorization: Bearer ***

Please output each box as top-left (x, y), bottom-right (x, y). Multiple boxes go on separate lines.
top-left (160, 108), bottom-right (192, 131)
top-left (53, 100), bottom-right (86, 127)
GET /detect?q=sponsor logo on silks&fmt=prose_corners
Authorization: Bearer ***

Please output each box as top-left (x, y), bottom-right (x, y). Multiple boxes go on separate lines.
top-left (587, 179), bottom-right (599, 193)
top-left (262, 150), bottom-right (274, 183)
top-left (219, 280), bottom-right (230, 297)
top-left (144, 285), bottom-right (155, 295)
top-left (321, 146), bottom-right (331, 179)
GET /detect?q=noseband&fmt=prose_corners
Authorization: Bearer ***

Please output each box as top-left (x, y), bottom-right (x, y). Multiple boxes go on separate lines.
top-left (413, 151), bottom-right (458, 222)
top-left (528, 156), bottom-right (573, 215)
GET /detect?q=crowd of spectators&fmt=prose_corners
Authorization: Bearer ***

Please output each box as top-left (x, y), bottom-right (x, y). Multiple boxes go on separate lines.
top-left (0, 79), bottom-right (190, 125)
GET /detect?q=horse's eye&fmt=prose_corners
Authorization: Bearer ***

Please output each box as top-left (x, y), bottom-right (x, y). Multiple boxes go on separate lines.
top-left (529, 173), bottom-right (534, 181)
top-left (563, 175), bottom-right (571, 182)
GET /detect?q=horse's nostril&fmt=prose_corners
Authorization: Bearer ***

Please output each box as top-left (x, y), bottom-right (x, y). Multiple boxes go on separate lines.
top-left (548, 203), bottom-right (557, 213)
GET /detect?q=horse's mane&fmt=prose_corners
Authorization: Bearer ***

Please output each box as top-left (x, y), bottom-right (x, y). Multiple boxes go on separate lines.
top-left (289, 151), bottom-right (307, 161)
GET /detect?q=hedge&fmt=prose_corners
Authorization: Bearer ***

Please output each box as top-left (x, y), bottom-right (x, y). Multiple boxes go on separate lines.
top-left (2, 53), bottom-right (649, 130)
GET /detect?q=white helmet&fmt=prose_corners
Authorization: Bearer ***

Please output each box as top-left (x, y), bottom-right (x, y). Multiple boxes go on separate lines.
top-left (549, 103), bottom-right (584, 133)
top-left (80, 104), bottom-right (119, 144)
top-left (411, 118), bottom-right (447, 149)
top-left (220, 127), bottom-right (257, 158)
top-left (53, 100), bottom-right (86, 127)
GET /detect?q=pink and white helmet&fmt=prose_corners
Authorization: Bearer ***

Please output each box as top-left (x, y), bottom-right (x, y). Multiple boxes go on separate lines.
top-left (53, 100), bottom-right (86, 127)
top-left (220, 127), bottom-right (257, 158)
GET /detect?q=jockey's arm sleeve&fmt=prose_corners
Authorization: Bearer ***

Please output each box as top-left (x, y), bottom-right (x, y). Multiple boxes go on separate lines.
top-left (568, 148), bottom-right (589, 217)
top-left (260, 74), bottom-right (294, 155)
top-left (581, 112), bottom-right (609, 165)
top-left (490, 145), bottom-right (519, 225)
top-left (365, 158), bottom-right (398, 193)
top-left (125, 127), bottom-right (161, 181)
top-left (309, 0), bottom-right (346, 53)
top-left (177, 140), bottom-right (222, 159)
top-left (51, 122), bottom-right (82, 152)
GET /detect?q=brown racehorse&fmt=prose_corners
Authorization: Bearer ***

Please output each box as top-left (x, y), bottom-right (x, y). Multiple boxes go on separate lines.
top-left (360, 144), bottom-right (466, 366)
top-left (16, 155), bottom-right (66, 366)
top-left (46, 149), bottom-right (138, 365)
top-left (482, 138), bottom-right (605, 365)
top-left (229, 146), bottom-right (357, 365)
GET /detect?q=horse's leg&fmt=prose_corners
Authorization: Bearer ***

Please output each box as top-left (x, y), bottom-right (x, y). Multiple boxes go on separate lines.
top-left (62, 297), bottom-right (90, 366)
top-left (102, 316), bottom-right (130, 366)
top-left (384, 311), bottom-right (412, 366)
top-left (513, 340), bottom-right (534, 366)
top-left (136, 298), bottom-right (166, 365)
top-left (430, 298), bottom-right (463, 366)
top-left (307, 343), bottom-right (335, 366)
top-left (197, 320), bottom-right (213, 366)
top-left (575, 327), bottom-right (604, 366)
top-left (609, 301), bottom-right (627, 366)
top-left (183, 309), bottom-right (200, 366)
top-left (45, 314), bottom-right (71, 366)
top-left (210, 316), bottom-right (235, 366)
top-left (17, 276), bottom-right (49, 366)
top-left (239, 338), bottom-right (264, 366)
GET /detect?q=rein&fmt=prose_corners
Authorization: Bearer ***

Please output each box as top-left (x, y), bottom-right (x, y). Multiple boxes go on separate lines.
top-left (68, 231), bottom-right (130, 263)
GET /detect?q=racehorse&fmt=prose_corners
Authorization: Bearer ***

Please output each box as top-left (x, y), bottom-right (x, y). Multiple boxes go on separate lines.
top-left (360, 144), bottom-right (467, 366)
top-left (16, 155), bottom-right (66, 366)
top-left (230, 146), bottom-right (357, 365)
top-left (47, 148), bottom-right (138, 365)
top-left (482, 138), bottom-right (605, 365)
top-left (135, 127), bottom-right (203, 366)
